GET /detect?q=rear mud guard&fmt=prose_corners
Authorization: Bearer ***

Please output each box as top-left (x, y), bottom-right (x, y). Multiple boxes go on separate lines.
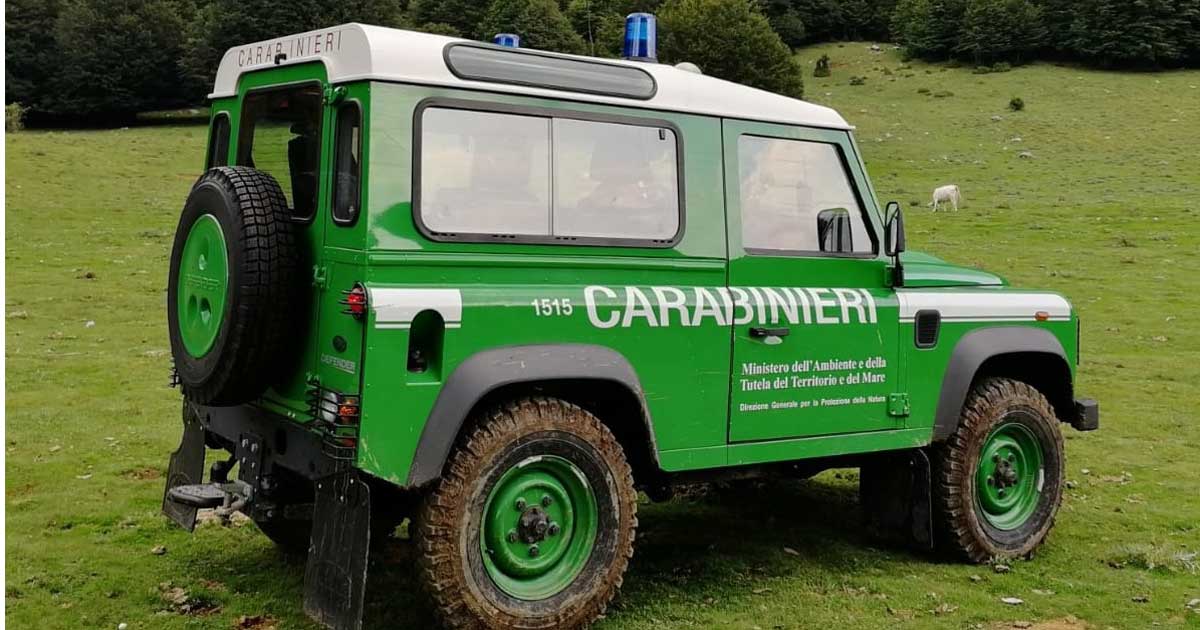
top-left (860, 449), bottom-right (933, 550)
top-left (162, 402), bottom-right (207, 531)
top-left (303, 469), bottom-right (372, 630)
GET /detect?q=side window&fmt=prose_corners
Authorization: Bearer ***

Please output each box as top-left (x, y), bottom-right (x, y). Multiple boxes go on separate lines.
top-left (206, 113), bottom-right (230, 169)
top-left (236, 85), bottom-right (324, 220)
top-left (420, 108), bottom-right (551, 236)
top-left (737, 135), bottom-right (874, 255)
top-left (418, 105), bottom-right (681, 243)
top-left (332, 103), bottom-right (362, 225)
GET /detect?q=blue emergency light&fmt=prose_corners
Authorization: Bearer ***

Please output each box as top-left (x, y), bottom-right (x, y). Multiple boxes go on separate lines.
top-left (622, 13), bottom-right (657, 62)
top-left (493, 33), bottom-right (521, 48)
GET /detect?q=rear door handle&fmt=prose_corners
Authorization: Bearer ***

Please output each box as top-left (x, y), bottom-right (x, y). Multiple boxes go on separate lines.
top-left (750, 327), bottom-right (790, 339)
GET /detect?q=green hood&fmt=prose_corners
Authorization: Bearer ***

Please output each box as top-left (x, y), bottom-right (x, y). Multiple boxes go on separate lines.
top-left (900, 251), bottom-right (1006, 288)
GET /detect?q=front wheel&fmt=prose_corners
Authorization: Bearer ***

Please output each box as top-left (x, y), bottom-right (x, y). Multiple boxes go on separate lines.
top-left (417, 397), bottom-right (637, 629)
top-left (933, 378), bottom-right (1065, 562)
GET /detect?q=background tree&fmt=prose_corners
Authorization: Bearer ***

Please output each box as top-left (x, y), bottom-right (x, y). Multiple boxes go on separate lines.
top-left (479, 0), bottom-right (587, 53)
top-left (565, 0), bottom-right (665, 57)
top-left (1063, 0), bottom-right (1185, 67)
top-left (658, 0), bottom-right (804, 98)
top-left (5, 0), bottom-right (63, 114)
top-left (891, 0), bottom-right (966, 59)
top-left (789, 0), bottom-right (846, 42)
top-left (760, 0), bottom-right (807, 47)
top-left (50, 0), bottom-right (198, 121)
top-left (955, 0), bottom-right (1045, 64)
top-left (408, 0), bottom-right (489, 39)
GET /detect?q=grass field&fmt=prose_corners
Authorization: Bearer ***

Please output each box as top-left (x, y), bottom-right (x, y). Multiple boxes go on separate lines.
top-left (5, 44), bottom-right (1199, 629)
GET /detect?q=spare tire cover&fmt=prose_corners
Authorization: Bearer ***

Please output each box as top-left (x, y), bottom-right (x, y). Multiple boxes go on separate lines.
top-left (167, 166), bottom-right (301, 405)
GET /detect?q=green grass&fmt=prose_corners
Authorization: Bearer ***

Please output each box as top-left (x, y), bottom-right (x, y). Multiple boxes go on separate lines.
top-left (6, 45), bottom-right (1200, 629)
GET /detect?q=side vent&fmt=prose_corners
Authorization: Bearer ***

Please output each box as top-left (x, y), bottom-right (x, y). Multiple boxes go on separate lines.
top-left (915, 310), bottom-right (941, 348)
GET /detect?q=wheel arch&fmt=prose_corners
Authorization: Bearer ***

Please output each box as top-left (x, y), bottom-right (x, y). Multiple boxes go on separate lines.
top-left (932, 327), bottom-right (1074, 442)
top-left (405, 344), bottom-right (660, 487)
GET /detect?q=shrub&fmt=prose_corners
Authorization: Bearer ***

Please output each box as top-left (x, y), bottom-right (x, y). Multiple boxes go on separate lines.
top-left (992, 61), bottom-right (1012, 72)
top-left (6, 103), bottom-right (28, 132)
top-left (849, 75), bottom-right (867, 85)
top-left (1008, 96), bottom-right (1025, 111)
top-left (814, 54), bottom-right (832, 77)
top-left (917, 87), bottom-right (931, 94)
top-left (972, 65), bottom-right (992, 74)
top-left (658, 0), bottom-right (804, 98)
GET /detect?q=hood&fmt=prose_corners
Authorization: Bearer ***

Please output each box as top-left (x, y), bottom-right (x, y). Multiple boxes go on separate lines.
top-left (900, 251), bottom-right (1006, 288)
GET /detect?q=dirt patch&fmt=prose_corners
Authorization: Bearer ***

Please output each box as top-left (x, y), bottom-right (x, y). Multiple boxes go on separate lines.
top-left (234, 614), bottom-right (278, 629)
top-left (158, 582), bottom-right (221, 616)
top-left (990, 616), bottom-right (1090, 630)
top-left (123, 466), bottom-right (162, 480)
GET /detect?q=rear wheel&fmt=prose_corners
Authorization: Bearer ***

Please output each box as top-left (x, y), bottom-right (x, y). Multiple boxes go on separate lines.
top-left (933, 378), bottom-right (1065, 562)
top-left (418, 398), bottom-right (637, 629)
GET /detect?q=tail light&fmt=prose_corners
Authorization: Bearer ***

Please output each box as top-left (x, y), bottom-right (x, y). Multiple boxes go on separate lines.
top-left (341, 283), bottom-right (367, 319)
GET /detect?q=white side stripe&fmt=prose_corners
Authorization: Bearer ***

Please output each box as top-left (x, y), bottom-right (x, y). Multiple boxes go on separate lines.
top-left (897, 291), bottom-right (1071, 323)
top-left (368, 288), bottom-right (463, 328)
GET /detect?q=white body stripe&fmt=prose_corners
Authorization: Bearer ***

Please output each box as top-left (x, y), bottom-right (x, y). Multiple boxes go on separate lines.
top-left (369, 288), bottom-right (463, 329)
top-left (897, 291), bottom-right (1071, 323)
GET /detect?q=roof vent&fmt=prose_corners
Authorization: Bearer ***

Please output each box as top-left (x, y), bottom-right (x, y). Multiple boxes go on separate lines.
top-left (675, 61), bottom-right (702, 74)
top-left (493, 33), bottom-right (520, 48)
top-left (622, 13), bottom-right (657, 62)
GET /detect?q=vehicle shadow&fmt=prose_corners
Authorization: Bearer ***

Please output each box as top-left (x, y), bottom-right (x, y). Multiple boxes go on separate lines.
top-left (358, 473), bottom-right (930, 629)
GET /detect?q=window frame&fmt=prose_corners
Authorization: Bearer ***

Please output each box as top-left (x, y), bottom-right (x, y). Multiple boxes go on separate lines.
top-left (330, 99), bottom-right (364, 227)
top-left (206, 112), bottom-right (231, 170)
top-left (443, 42), bottom-right (658, 101)
top-left (735, 133), bottom-right (880, 260)
top-left (236, 81), bottom-right (325, 224)
top-left (412, 97), bottom-right (686, 249)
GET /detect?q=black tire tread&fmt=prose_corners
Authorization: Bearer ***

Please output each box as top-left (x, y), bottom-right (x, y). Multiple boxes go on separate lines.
top-left (932, 377), bottom-right (1064, 563)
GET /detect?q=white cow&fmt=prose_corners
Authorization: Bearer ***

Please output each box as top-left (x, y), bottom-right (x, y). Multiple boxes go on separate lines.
top-left (931, 185), bottom-right (964, 212)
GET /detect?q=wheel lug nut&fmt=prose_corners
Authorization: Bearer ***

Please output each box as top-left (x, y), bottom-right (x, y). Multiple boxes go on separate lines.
top-left (515, 498), bottom-right (526, 510)
top-left (529, 545), bottom-right (540, 557)
top-left (548, 523), bottom-right (560, 536)
top-left (541, 495), bottom-right (553, 507)
top-left (507, 530), bottom-right (518, 543)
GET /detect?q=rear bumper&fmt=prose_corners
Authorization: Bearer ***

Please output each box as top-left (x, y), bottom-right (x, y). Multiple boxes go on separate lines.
top-left (1071, 398), bottom-right (1100, 431)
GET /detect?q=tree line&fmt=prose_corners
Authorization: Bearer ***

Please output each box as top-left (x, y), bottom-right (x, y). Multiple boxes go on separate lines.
top-left (6, 0), bottom-right (1199, 123)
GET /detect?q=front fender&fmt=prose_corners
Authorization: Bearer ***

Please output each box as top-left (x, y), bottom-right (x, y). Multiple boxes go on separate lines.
top-left (932, 327), bottom-right (1071, 441)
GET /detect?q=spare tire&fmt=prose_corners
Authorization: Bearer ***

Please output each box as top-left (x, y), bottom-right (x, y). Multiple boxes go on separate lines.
top-left (167, 166), bottom-right (301, 405)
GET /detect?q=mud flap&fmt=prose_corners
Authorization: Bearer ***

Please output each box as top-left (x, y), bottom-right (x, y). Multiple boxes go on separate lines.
top-left (162, 402), bottom-right (207, 531)
top-left (860, 449), bottom-right (933, 550)
top-left (303, 469), bottom-right (371, 630)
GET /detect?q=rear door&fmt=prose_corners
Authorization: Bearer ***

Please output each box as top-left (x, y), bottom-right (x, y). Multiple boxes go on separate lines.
top-left (722, 120), bottom-right (901, 442)
top-left (233, 65), bottom-right (331, 410)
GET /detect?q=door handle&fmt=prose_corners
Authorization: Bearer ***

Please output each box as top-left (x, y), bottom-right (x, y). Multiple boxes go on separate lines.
top-left (750, 327), bottom-right (790, 339)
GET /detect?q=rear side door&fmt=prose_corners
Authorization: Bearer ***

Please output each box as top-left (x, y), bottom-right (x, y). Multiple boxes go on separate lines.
top-left (722, 120), bottom-right (901, 443)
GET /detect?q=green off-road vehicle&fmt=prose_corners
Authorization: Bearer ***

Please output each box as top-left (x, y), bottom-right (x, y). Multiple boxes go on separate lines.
top-left (163, 17), bottom-right (1099, 630)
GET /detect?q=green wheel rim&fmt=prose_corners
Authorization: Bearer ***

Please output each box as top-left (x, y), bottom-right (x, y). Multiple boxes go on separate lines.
top-left (480, 454), bottom-right (598, 601)
top-left (176, 214), bottom-right (229, 358)
top-left (976, 420), bottom-right (1044, 530)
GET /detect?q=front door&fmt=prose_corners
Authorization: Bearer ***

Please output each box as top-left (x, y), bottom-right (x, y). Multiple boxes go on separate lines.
top-left (723, 120), bottom-right (900, 442)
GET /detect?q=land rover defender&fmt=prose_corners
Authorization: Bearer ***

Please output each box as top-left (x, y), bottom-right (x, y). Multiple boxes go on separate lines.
top-left (163, 17), bottom-right (1099, 630)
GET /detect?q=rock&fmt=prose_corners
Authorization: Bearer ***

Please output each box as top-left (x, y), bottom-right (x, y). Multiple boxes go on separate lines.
top-left (118, 624), bottom-right (128, 630)
top-left (991, 115), bottom-right (1003, 122)
top-left (1132, 595), bottom-right (1150, 603)
top-left (1186, 598), bottom-right (1200, 609)
top-left (1013, 622), bottom-right (1032, 629)
top-left (151, 545), bottom-right (167, 556)
top-left (1018, 151), bottom-right (1035, 159)
top-left (783, 547), bottom-right (800, 556)
top-left (993, 564), bottom-right (1011, 574)
top-left (1001, 597), bottom-right (1025, 606)
top-left (85, 320), bottom-right (96, 328)
top-left (969, 574), bottom-right (984, 583)
top-left (49, 445), bottom-right (61, 453)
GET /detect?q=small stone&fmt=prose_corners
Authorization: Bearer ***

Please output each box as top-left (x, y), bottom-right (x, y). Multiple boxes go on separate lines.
top-left (1013, 622), bottom-right (1032, 629)
top-left (1081, 468), bottom-right (1091, 475)
top-left (991, 115), bottom-right (1003, 122)
top-left (1186, 598), bottom-right (1200, 609)
top-left (118, 624), bottom-right (128, 630)
top-left (993, 564), bottom-right (1011, 574)
top-left (49, 445), bottom-right (61, 453)
top-left (151, 545), bottom-right (167, 556)
top-left (1133, 595), bottom-right (1150, 603)
top-left (85, 320), bottom-right (96, 328)
top-left (969, 574), bottom-right (983, 583)
top-left (1066, 480), bottom-right (1078, 489)
top-left (1001, 597), bottom-right (1024, 606)
top-left (752, 587), bottom-right (771, 595)
top-left (1018, 151), bottom-right (1035, 159)
top-left (783, 547), bottom-right (800, 556)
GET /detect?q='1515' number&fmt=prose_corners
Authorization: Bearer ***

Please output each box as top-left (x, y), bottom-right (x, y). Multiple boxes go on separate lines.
top-left (531, 298), bottom-right (573, 317)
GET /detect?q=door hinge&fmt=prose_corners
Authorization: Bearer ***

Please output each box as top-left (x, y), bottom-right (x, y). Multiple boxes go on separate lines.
top-left (312, 265), bottom-right (328, 289)
top-left (887, 393), bottom-right (911, 418)
top-left (323, 85), bottom-right (348, 106)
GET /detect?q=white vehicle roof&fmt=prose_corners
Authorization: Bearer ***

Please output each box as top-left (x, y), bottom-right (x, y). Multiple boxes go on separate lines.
top-left (211, 23), bottom-right (852, 131)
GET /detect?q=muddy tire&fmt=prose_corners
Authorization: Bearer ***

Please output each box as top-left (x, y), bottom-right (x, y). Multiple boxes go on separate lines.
top-left (417, 397), bottom-right (637, 630)
top-left (932, 378), bottom-right (1065, 562)
top-left (167, 166), bottom-right (301, 406)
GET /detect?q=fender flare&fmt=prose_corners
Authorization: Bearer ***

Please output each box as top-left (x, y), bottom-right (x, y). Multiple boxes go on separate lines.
top-left (405, 344), bottom-right (656, 486)
top-left (932, 327), bottom-right (1071, 441)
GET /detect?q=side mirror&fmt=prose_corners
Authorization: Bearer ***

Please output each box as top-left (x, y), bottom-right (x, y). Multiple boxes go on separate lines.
top-left (885, 201), bottom-right (906, 257)
top-left (817, 207), bottom-right (853, 253)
